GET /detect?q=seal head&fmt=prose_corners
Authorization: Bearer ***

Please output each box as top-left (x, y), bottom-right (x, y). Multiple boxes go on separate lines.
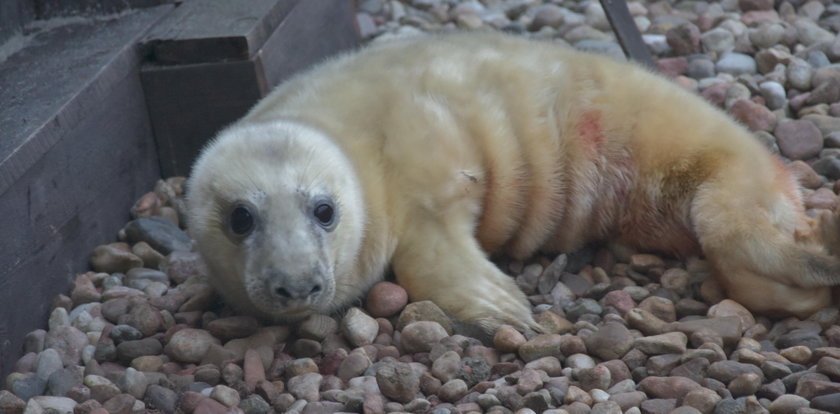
top-left (188, 121), bottom-right (365, 321)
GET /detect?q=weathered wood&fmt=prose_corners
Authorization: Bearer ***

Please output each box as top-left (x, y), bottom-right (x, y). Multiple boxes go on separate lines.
top-left (600, 0), bottom-right (655, 68)
top-left (141, 0), bottom-right (359, 177)
top-left (0, 6), bottom-right (171, 196)
top-left (141, 59), bottom-right (267, 177)
top-left (0, 0), bottom-right (35, 46)
top-left (141, 0), bottom-right (297, 64)
top-left (32, 0), bottom-right (175, 19)
top-left (0, 5), bottom-right (171, 379)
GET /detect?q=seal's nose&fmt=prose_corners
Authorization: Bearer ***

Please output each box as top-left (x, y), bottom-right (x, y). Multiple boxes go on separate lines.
top-left (273, 282), bottom-right (322, 300)
top-left (267, 271), bottom-right (323, 301)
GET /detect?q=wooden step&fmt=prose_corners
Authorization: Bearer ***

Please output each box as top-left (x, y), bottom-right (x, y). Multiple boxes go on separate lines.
top-left (140, 0), bottom-right (358, 177)
top-left (0, 5), bottom-right (174, 379)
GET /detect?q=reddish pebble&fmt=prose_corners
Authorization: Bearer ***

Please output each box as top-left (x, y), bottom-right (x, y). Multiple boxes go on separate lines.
top-left (243, 349), bottom-right (266, 388)
top-left (805, 188), bottom-right (838, 211)
top-left (366, 282), bottom-right (408, 318)
top-left (193, 397), bottom-right (229, 414)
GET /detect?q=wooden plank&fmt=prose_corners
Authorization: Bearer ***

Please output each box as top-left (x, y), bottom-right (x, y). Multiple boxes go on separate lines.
top-left (0, 6), bottom-right (169, 380)
top-left (141, 0), bottom-right (298, 64)
top-left (0, 0), bottom-right (35, 46)
top-left (32, 0), bottom-right (175, 19)
top-left (0, 6), bottom-right (173, 197)
top-left (142, 0), bottom-right (359, 177)
top-left (141, 59), bottom-right (267, 177)
top-left (599, 0), bottom-right (655, 69)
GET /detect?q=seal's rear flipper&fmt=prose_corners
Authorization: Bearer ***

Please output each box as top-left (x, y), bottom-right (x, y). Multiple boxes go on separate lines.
top-left (692, 171), bottom-right (838, 317)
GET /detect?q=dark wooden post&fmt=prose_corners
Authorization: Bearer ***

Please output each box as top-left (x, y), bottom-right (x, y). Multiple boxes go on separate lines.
top-left (140, 0), bottom-right (360, 178)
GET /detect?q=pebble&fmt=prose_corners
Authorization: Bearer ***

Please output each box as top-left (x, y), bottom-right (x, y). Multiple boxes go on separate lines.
top-left (717, 53), bottom-right (757, 76)
top-left (396, 300), bottom-right (454, 334)
top-left (145, 385), bottom-right (177, 413)
top-left (701, 28), bottom-right (735, 54)
top-left (529, 4), bottom-right (565, 31)
top-left (768, 394), bottom-right (809, 414)
top-left (164, 328), bottom-right (219, 363)
top-left (365, 281), bottom-right (408, 317)
top-left (0, 391), bottom-right (26, 414)
top-left (493, 324), bottom-right (526, 352)
top-left (728, 372), bottom-right (762, 397)
top-left (90, 244), bottom-right (143, 273)
top-left (210, 384), bottom-right (240, 407)
top-left (518, 334), bottom-right (564, 362)
top-left (115, 337), bottom-right (162, 363)
top-left (788, 58), bottom-right (814, 90)
top-left (206, 316), bottom-right (260, 340)
top-left (634, 332), bottom-right (688, 355)
top-left (376, 361), bottom-right (420, 403)
top-left (400, 321), bottom-right (448, 353)
top-left (688, 58), bottom-right (716, 80)
top-left (750, 23), bottom-right (785, 49)
top-left (794, 19), bottom-right (834, 47)
top-left (811, 393), bottom-right (840, 413)
top-left (729, 99), bottom-right (777, 132)
top-left (337, 352), bottom-right (371, 381)
top-left (639, 376), bottom-right (703, 403)
top-left (46, 368), bottom-right (82, 398)
top-left (29, 396), bottom-right (77, 413)
top-left (44, 326), bottom-right (88, 366)
top-left (286, 372), bottom-right (322, 402)
top-left (667, 23), bottom-right (702, 55)
top-left (684, 388), bottom-right (721, 413)
top-left (123, 217), bottom-right (192, 254)
top-left (584, 322), bottom-right (635, 361)
top-left (84, 375), bottom-right (121, 402)
top-left (759, 81), bottom-right (787, 110)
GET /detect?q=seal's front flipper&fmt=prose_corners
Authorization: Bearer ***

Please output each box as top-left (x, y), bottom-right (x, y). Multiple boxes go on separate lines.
top-left (392, 219), bottom-right (539, 334)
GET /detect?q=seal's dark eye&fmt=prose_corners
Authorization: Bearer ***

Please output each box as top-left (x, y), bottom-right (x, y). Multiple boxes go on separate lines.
top-left (230, 205), bottom-right (255, 236)
top-left (313, 201), bottom-right (335, 228)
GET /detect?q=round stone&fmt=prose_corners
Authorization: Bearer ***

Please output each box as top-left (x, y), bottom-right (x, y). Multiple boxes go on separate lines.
top-left (365, 282), bottom-right (408, 318)
top-left (775, 119), bottom-right (823, 160)
top-left (400, 321), bottom-right (448, 354)
top-left (164, 328), bottom-right (219, 363)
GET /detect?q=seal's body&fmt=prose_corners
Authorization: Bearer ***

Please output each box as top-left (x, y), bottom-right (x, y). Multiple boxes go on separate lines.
top-left (188, 33), bottom-right (839, 331)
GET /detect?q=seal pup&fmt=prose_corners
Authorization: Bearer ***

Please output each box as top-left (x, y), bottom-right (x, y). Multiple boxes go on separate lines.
top-left (188, 32), bottom-right (840, 332)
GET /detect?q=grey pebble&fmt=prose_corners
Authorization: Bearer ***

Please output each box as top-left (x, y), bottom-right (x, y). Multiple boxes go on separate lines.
top-left (702, 28), bottom-right (735, 54)
top-left (11, 374), bottom-right (47, 401)
top-left (239, 394), bottom-right (271, 414)
top-left (688, 58), bottom-right (716, 79)
top-left (716, 52), bottom-right (757, 75)
top-left (787, 58), bottom-right (814, 90)
top-left (123, 217), bottom-right (192, 255)
top-left (144, 385), bottom-right (178, 413)
top-left (375, 361), bottom-right (420, 404)
top-left (759, 81), bottom-right (787, 110)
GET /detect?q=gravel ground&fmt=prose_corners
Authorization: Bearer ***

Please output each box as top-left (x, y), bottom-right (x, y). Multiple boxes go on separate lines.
top-left (5, 1), bottom-right (840, 414)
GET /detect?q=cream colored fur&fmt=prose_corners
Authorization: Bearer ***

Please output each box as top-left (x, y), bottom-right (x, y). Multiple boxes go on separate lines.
top-left (188, 32), bottom-right (839, 332)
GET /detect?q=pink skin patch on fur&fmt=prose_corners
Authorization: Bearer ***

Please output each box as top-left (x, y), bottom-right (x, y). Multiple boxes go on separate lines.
top-left (577, 110), bottom-right (603, 157)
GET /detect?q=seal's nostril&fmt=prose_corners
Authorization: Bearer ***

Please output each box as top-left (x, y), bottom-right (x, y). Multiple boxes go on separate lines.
top-left (310, 284), bottom-right (322, 296)
top-left (275, 287), bottom-right (291, 298)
